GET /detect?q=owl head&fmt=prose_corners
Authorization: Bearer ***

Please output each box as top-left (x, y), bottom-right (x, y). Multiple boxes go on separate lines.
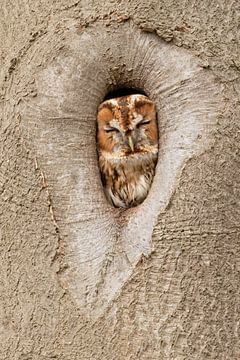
top-left (97, 94), bottom-right (158, 163)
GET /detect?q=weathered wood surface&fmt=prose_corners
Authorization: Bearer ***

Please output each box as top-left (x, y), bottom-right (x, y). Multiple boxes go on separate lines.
top-left (0, 1), bottom-right (239, 359)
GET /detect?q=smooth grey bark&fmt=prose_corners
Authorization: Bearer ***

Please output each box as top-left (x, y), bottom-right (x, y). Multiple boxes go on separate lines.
top-left (0, 1), bottom-right (239, 360)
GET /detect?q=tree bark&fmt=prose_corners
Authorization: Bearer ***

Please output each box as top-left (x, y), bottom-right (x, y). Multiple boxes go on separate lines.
top-left (0, 1), bottom-right (239, 359)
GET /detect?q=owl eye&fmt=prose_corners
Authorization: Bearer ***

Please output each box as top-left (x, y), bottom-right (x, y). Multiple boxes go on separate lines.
top-left (137, 119), bottom-right (151, 128)
top-left (105, 127), bottom-right (119, 133)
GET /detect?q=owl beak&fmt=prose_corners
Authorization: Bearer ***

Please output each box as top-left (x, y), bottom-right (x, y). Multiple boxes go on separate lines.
top-left (128, 135), bottom-right (134, 152)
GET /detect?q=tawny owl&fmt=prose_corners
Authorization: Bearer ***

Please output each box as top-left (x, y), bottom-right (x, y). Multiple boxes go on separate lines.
top-left (97, 94), bottom-right (158, 208)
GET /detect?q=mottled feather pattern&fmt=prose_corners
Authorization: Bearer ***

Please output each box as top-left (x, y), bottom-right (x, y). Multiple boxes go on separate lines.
top-left (97, 94), bottom-right (158, 208)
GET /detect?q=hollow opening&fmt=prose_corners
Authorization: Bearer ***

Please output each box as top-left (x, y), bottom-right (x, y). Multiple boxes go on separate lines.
top-left (104, 87), bottom-right (146, 101)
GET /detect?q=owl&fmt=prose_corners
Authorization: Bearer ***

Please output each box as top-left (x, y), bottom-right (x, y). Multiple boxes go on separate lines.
top-left (97, 94), bottom-right (158, 208)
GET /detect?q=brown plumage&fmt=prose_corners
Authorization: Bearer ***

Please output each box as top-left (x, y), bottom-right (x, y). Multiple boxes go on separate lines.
top-left (97, 94), bottom-right (158, 208)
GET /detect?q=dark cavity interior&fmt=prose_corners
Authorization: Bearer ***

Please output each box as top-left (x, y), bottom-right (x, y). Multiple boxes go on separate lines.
top-left (104, 87), bottom-right (146, 101)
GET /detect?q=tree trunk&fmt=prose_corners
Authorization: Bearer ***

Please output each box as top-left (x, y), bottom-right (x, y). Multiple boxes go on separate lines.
top-left (0, 1), bottom-right (239, 359)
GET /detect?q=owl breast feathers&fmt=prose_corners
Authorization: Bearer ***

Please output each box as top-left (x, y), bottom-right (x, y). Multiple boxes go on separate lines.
top-left (97, 94), bottom-right (158, 208)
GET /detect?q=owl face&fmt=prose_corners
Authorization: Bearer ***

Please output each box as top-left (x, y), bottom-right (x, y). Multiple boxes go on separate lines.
top-left (97, 94), bottom-right (158, 163)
